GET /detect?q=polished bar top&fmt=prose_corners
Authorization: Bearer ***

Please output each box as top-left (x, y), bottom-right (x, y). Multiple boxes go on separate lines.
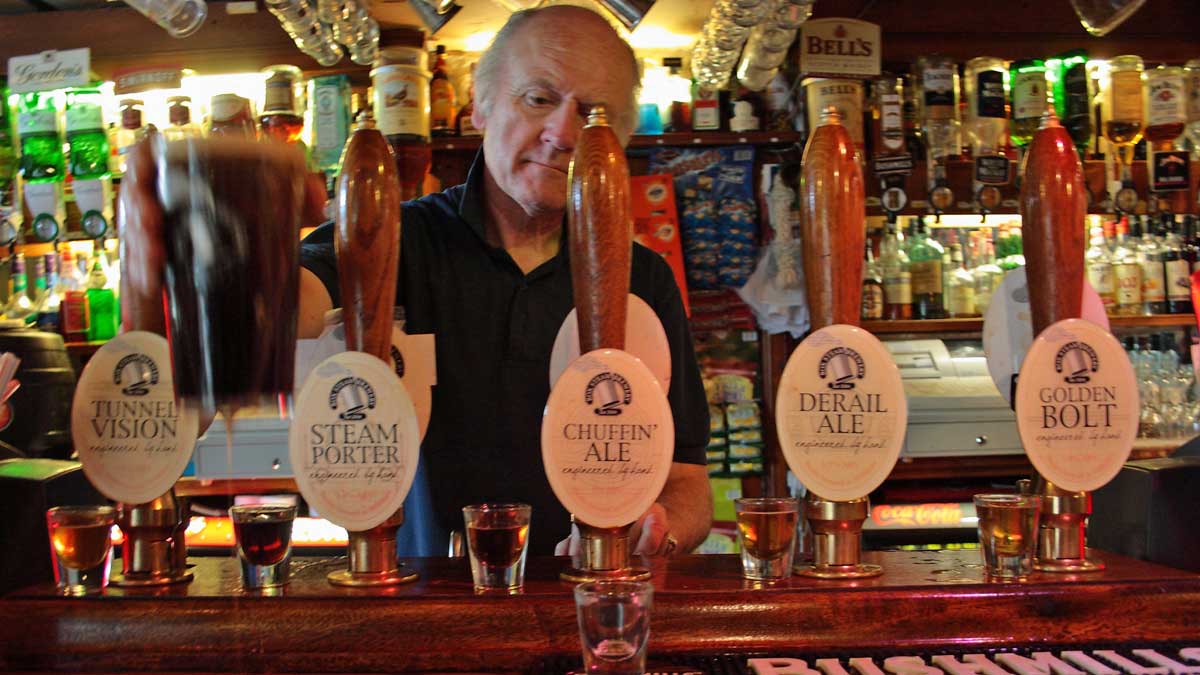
top-left (2, 550), bottom-right (1198, 673)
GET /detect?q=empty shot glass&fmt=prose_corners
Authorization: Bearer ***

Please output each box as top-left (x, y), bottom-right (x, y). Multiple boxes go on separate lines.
top-left (735, 497), bottom-right (799, 581)
top-left (574, 580), bottom-right (653, 675)
top-left (462, 503), bottom-right (531, 594)
top-left (974, 493), bottom-right (1040, 581)
top-left (46, 505), bottom-right (116, 596)
top-left (229, 504), bottom-right (297, 590)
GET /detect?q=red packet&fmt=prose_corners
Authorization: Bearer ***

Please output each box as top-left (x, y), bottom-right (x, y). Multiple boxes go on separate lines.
top-left (630, 174), bottom-right (689, 315)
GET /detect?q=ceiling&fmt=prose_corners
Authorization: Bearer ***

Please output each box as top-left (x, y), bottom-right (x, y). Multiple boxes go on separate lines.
top-left (0, 0), bottom-right (715, 53)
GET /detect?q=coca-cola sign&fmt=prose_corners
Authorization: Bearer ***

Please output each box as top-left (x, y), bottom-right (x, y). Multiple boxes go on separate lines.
top-left (799, 19), bottom-right (881, 79)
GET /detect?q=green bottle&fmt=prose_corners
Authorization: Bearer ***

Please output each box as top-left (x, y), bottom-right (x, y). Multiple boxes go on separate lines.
top-left (1009, 59), bottom-right (1048, 149)
top-left (17, 92), bottom-right (64, 182)
top-left (0, 79), bottom-right (15, 198)
top-left (908, 217), bottom-right (946, 320)
top-left (85, 253), bottom-right (117, 341)
top-left (309, 75), bottom-right (352, 175)
top-left (1051, 50), bottom-right (1093, 156)
top-left (66, 87), bottom-right (110, 180)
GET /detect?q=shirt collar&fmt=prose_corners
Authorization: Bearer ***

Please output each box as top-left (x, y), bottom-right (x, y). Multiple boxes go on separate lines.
top-left (455, 148), bottom-right (570, 274)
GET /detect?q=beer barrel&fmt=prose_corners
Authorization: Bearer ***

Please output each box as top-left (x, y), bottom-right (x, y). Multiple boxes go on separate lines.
top-left (0, 327), bottom-right (76, 458)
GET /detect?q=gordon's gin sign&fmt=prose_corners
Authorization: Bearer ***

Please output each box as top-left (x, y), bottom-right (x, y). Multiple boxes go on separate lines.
top-left (799, 19), bottom-right (881, 79)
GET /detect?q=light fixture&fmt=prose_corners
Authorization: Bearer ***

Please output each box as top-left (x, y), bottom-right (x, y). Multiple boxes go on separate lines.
top-left (409, 0), bottom-right (461, 35)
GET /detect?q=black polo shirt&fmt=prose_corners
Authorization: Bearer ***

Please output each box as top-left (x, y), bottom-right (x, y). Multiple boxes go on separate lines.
top-left (300, 153), bottom-right (709, 555)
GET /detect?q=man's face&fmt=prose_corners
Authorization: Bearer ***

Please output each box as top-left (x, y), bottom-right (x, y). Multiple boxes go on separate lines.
top-left (473, 15), bottom-right (635, 218)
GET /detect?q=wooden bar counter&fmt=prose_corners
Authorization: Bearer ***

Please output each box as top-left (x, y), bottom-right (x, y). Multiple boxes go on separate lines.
top-left (2, 550), bottom-right (1198, 673)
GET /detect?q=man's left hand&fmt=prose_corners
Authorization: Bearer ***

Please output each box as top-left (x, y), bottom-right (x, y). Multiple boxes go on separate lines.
top-left (553, 503), bottom-right (675, 557)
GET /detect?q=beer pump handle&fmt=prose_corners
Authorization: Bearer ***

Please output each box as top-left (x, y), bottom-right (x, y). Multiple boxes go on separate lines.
top-left (800, 107), bottom-right (866, 330)
top-left (568, 106), bottom-right (631, 354)
top-left (336, 116), bottom-right (402, 361)
top-left (1019, 109), bottom-right (1086, 335)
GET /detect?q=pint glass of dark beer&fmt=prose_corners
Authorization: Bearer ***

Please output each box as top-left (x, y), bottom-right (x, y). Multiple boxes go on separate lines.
top-left (154, 137), bottom-right (305, 416)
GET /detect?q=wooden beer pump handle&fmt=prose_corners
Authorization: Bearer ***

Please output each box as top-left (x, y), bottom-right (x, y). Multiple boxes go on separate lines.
top-left (1020, 109), bottom-right (1086, 335)
top-left (336, 115), bottom-right (402, 361)
top-left (800, 107), bottom-right (866, 330)
top-left (569, 106), bottom-right (631, 354)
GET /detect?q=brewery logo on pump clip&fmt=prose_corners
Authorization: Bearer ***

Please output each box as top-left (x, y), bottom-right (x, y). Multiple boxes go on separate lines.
top-left (1056, 341), bottom-right (1100, 384)
top-left (586, 372), bottom-right (632, 416)
top-left (329, 377), bottom-right (376, 421)
top-left (112, 353), bottom-right (159, 396)
top-left (819, 347), bottom-right (865, 390)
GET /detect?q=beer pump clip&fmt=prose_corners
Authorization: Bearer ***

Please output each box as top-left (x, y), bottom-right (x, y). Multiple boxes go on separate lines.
top-left (543, 106), bottom-right (675, 583)
top-left (288, 112), bottom-right (422, 587)
top-left (1014, 109), bottom-right (1139, 574)
top-left (776, 108), bottom-right (908, 579)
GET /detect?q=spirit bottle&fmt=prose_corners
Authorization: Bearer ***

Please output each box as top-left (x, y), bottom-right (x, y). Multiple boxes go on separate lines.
top-left (972, 235), bottom-right (1003, 315)
top-left (880, 217), bottom-right (912, 320)
top-left (914, 55), bottom-right (960, 212)
top-left (4, 254), bottom-right (36, 322)
top-left (1085, 224), bottom-right (1116, 312)
top-left (1186, 59), bottom-right (1200, 159)
top-left (907, 217), bottom-right (945, 319)
top-left (861, 239), bottom-right (884, 320)
top-left (946, 241), bottom-right (978, 318)
top-left (1136, 215), bottom-right (1166, 314)
top-left (309, 75), bottom-right (352, 174)
top-left (1163, 215), bottom-right (1192, 314)
top-left (0, 79), bottom-right (14, 198)
top-left (1010, 59), bottom-right (1049, 149)
top-left (162, 96), bottom-right (201, 141)
top-left (209, 94), bottom-right (257, 138)
top-left (429, 45), bottom-right (457, 137)
top-left (36, 252), bottom-right (62, 332)
top-left (116, 99), bottom-right (147, 173)
top-left (1144, 66), bottom-right (1186, 150)
top-left (457, 63), bottom-right (481, 137)
top-left (1052, 50), bottom-right (1094, 157)
top-left (1111, 217), bottom-right (1143, 316)
top-left (260, 65), bottom-right (305, 144)
top-left (85, 251), bottom-right (118, 341)
top-left (1104, 56), bottom-right (1144, 207)
top-left (65, 87), bottom-right (110, 180)
top-left (16, 93), bottom-right (65, 182)
top-left (964, 57), bottom-right (1010, 207)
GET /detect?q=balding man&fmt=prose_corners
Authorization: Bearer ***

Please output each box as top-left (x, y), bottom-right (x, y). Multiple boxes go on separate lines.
top-left (131, 6), bottom-right (713, 556)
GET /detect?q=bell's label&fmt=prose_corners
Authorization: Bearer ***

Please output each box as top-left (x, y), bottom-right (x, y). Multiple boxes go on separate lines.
top-left (1016, 319), bottom-right (1138, 492)
top-left (289, 351), bottom-right (419, 532)
top-left (776, 325), bottom-right (907, 501)
top-left (542, 349), bottom-right (674, 528)
top-left (72, 331), bottom-right (199, 504)
top-left (799, 18), bottom-right (881, 79)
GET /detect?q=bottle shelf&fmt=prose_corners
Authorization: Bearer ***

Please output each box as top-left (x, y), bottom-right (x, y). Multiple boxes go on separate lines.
top-left (862, 313), bottom-right (1197, 334)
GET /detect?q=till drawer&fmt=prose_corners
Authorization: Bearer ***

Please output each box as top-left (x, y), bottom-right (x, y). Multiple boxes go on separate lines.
top-left (903, 419), bottom-right (1023, 457)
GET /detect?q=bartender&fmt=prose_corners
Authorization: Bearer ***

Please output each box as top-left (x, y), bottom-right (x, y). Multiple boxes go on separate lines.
top-left (123, 6), bottom-right (712, 557)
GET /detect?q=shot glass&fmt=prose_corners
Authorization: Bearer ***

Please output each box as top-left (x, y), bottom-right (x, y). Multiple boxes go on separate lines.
top-left (462, 503), bottom-right (531, 594)
top-left (574, 581), bottom-right (653, 675)
top-left (46, 505), bottom-right (116, 596)
top-left (735, 497), bottom-right (800, 581)
top-left (974, 493), bottom-right (1040, 581)
top-left (229, 504), bottom-right (297, 590)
